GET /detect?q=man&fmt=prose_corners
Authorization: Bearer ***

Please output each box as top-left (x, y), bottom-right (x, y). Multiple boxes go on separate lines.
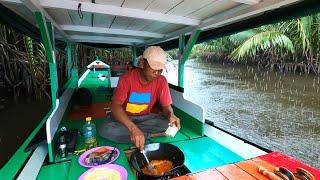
top-left (99, 46), bottom-right (180, 150)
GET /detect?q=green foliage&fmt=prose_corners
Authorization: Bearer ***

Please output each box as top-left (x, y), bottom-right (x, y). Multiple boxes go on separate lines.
top-left (229, 30), bottom-right (258, 45)
top-left (166, 48), bottom-right (179, 60)
top-left (0, 22), bottom-right (69, 101)
top-left (191, 38), bottom-right (230, 59)
top-left (230, 30), bottom-right (294, 60)
top-left (193, 13), bottom-right (320, 71)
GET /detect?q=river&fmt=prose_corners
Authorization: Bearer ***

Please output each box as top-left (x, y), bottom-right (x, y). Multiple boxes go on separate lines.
top-left (164, 59), bottom-right (320, 169)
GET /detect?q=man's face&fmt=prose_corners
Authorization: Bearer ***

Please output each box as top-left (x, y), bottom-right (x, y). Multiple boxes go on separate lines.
top-left (142, 59), bottom-right (163, 82)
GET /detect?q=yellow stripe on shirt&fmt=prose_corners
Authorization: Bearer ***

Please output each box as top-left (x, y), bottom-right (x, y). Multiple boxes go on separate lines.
top-left (126, 103), bottom-right (148, 114)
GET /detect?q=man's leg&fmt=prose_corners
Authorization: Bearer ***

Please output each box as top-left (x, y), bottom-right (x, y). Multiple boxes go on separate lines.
top-left (130, 113), bottom-right (168, 136)
top-left (98, 118), bottom-right (132, 143)
top-left (98, 113), bottom-right (168, 143)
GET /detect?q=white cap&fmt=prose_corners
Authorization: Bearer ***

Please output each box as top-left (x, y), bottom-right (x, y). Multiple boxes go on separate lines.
top-left (143, 46), bottom-right (166, 70)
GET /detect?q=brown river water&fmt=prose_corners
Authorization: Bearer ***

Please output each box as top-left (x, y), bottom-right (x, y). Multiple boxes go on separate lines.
top-left (164, 59), bottom-right (320, 169)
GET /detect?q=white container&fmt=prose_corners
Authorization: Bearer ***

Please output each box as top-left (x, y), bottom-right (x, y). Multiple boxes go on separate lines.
top-left (165, 125), bottom-right (179, 137)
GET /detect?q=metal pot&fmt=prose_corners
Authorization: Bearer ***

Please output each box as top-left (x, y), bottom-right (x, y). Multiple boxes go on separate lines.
top-left (130, 143), bottom-right (185, 179)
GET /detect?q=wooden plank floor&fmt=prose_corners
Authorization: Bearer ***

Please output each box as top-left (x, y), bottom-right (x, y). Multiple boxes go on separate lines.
top-left (171, 158), bottom-right (275, 180)
top-left (172, 151), bottom-right (320, 179)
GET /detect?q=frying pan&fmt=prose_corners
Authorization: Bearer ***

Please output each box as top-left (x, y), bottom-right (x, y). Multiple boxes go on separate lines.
top-left (130, 143), bottom-right (184, 179)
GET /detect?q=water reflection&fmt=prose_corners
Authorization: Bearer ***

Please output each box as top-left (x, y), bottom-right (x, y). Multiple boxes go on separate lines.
top-left (164, 59), bottom-right (320, 168)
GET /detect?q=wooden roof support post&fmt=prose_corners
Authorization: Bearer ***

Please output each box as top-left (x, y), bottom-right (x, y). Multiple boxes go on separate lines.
top-left (72, 44), bottom-right (77, 69)
top-left (71, 44), bottom-right (78, 85)
top-left (132, 46), bottom-right (137, 67)
top-left (35, 12), bottom-right (58, 108)
top-left (67, 42), bottom-right (78, 87)
top-left (178, 29), bottom-right (201, 88)
top-left (66, 42), bottom-right (72, 79)
top-left (178, 34), bottom-right (185, 88)
top-left (34, 11), bottom-right (59, 163)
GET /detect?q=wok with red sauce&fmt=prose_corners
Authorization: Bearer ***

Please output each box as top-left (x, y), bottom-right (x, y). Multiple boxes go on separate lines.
top-left (141, 159), bottom-right (174, 176)
top-left (130, 143), bottom-right (184, 178)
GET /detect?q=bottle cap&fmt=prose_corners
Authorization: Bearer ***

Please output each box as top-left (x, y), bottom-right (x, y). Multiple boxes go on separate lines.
top-left (85, 117), bottom-right (92, 122)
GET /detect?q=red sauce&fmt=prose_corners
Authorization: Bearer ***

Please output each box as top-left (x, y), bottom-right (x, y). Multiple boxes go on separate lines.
top-left (141, 160), bottom-right (173, 176)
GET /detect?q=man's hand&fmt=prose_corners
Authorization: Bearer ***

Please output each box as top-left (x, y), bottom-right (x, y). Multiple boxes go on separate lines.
top-left (129, 126), bottom-right (145, 150)
top-left (168, 114), bottom-right (181, 129)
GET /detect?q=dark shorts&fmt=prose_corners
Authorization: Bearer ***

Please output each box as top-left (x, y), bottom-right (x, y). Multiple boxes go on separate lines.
top-left (98, 113), bottom-right (168, 143)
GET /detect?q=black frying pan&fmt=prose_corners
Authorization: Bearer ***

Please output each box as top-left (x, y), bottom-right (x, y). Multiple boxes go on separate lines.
top-left (130, 143), bottom-right (185, 179)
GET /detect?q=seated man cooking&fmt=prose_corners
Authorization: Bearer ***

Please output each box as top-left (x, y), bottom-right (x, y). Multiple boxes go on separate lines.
top-left (99, 46), bottom-right (180, 150)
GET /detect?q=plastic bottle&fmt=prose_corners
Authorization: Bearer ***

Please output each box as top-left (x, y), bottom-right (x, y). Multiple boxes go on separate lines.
top-left (58, 135), bottom-right (67, 158)
top-left (83, 117), bottom-right (97, 150)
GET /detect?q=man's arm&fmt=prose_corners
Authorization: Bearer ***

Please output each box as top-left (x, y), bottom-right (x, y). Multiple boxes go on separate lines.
top-left (111, 102), bottom-right (145, 150)
top-left (162, 105), bottom-right (181, 129)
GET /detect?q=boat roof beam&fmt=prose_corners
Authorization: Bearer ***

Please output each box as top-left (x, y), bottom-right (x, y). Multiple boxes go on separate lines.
top-left (20, 0), bottom-right (70, 41)
top-left (146, 0), bottom-right (302, 46)
top-left (202, 0), bottom-right (303, 30)
top-left (39, 0), bottom-right (200, 26)
top-left (75, 39), bottom-right (133, 46)
top-left (61, 25), bottom-right (164, 39)
top-left (69, 35), bottom-right (144, 45)
top-left (232, 0), bottom-right (260, 5)
top-left (1, 0), bottom-right (21, 4)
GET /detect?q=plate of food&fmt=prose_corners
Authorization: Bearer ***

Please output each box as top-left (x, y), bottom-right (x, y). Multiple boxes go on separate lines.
top-left (79, 146), bottom-right (120, 168)
top-left (78, 164), bottom-right (127, 180)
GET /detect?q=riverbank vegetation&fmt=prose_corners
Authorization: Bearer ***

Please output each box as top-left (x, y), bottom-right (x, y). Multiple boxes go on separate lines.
top-left (0, 23), bottom-right (68, 106)
top-left (168, 14), bottom-right (320, 75)
top-left (0, 23), bottom-right (132, 104)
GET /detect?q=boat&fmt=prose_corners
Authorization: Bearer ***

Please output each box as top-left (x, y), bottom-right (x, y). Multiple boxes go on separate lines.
top-left (0, 0), bottom-right (319, 179)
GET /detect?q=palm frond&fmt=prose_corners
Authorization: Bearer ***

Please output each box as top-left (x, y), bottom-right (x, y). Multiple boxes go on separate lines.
top-left (230, 31), bottom-right (295, 60)
top-left (229, 29), bottom-right (259, 45)
top-left (297, 16), bottom-right (312, 54)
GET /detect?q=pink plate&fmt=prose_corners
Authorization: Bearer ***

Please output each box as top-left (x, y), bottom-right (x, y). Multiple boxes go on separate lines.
top-left (78, 146), bottom-right (120, 168)
top-left (78, 164), bottom-right (127, 180)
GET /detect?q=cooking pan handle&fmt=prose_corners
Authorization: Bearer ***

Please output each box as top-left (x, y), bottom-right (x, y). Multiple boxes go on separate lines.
top-left (130, 154), bottom-right (142, 172)
top-left (162, 165), bottom-right (182, 177)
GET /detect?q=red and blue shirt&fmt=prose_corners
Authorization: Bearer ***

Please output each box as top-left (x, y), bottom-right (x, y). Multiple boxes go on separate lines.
top-left (112, 69), bottom-right (172, 115)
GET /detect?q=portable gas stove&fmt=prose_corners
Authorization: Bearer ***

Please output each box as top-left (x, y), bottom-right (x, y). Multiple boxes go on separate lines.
top-left (135, 165), bottom-right (190, 180)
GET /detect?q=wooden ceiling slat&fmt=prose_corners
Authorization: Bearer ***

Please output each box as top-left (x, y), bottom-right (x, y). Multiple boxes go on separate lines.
top-left (92, 14), bottom-right (114, 27)
top-left (68, 10), bottom-right (91, 26)
top-left (139, 0), bottom-right (184, 32)
top-left (95, 0), bottom-right (124, 6)
top-left (232, 0), bottom-right (260, 5)
top-left (146, 0), bottom-right (183, 13)
top-left (70, 34), bottom-right (145, 43)
top-left (2, 3), bottom-right (36, 25)
top-left (111, 0), bottom-right (152, 29)
top-left (61, 25), bottom-right (164, 38)
top-left (40, 0), bottom-right (200, 26)
top-left (156, 24), bottom-right (184, 34)
top-left (126, 19), bottom-right (153, 31)
top-left (46, 9), bottom-right (72, 25)
top-left (111, 16), bottom-right (135, 29)
top-left (141, 21), bottom-right (169, 32)
top-left (122, 0), bottom-right (153, 10)
top-left (142, 0), bottom-right (217, 34)
top-left (186, 0), bottom-right (239, 19)
top-left (93, 0), bottom-right (123, 27)
top-left (166, 0), bottom-right (217, 16)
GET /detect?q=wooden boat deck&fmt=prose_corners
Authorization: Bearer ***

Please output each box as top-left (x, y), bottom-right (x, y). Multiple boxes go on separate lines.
top-left (37, 68), bottom-right (243, 179)
top-left (36, 68), bottom-right (320, 179)
top-left (172, 151), bottom-right (320, 179)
